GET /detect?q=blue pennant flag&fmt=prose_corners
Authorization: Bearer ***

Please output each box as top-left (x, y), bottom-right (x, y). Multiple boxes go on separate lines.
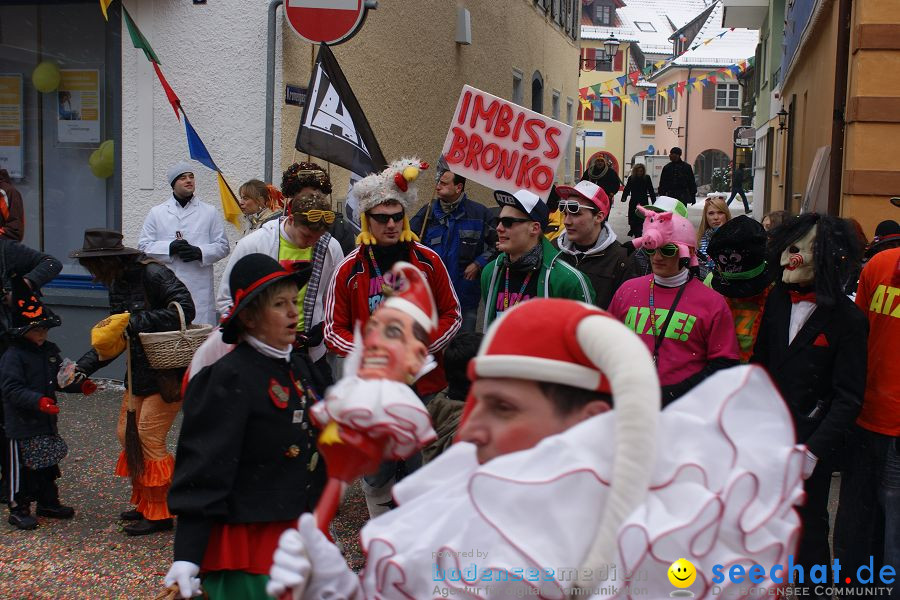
top-left (184, 116), bottom-right (218, 172)
top-left (617, 75), bottom-right (627, 87)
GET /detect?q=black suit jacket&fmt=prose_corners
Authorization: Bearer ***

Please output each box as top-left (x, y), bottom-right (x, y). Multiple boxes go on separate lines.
top-left (751, 285), bottom-right (868, 460)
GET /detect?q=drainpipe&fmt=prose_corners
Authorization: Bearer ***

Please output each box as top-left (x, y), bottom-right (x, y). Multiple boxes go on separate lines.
top-left (828, 0), bottom-right (852, 216)
top-left (265, 0), bottom-right (284, 184)
top-left (684, 67), bottom-right (692, 163)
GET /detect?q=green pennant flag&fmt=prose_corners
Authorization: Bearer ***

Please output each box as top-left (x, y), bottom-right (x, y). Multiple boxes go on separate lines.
top-left (123, 7), bottom-right (160, 64)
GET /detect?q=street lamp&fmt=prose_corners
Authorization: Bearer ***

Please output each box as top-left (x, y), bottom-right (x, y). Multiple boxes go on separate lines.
top-left (777, 106), bottom-right (789, 132)
top-left (666, 115), bottom-right (684, 137)
top-left (604, 35), bottom-right (620, 60)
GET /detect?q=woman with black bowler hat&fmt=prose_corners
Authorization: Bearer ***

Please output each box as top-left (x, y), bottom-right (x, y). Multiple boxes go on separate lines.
top-left (164, 253), bottom-right (327, 600)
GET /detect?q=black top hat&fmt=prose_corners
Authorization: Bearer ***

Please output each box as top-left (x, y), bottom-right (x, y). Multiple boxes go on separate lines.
top-left (707, 215), bottom-right (772, 298)
top-left (69, 229), bottom-right (142, 258)
top-left (8, 276), bottom-right (61, 336)
top-left (220, 253), bottom-right (312, 344)
top-left (867, 220), bottom-right (900, 255)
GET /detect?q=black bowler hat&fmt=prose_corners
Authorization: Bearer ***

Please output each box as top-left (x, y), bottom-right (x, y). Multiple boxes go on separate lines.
top-left (220, 253), bottom-right (312, 343)
top-left (69, 229), bottom-right (141, 258)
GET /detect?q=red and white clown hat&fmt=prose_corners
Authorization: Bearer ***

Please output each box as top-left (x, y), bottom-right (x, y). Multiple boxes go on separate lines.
top-left (470, 298), bottom-right (660, 573)
top-left (382, 261), bottom-right (438, 333)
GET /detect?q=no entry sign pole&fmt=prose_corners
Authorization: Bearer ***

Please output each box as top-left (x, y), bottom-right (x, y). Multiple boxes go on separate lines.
top-left (265, 0), bottom-right (376, 182)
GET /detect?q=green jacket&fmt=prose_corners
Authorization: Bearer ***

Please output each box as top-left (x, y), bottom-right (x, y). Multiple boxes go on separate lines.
top-left (481, 236), bottom-right (596, 328)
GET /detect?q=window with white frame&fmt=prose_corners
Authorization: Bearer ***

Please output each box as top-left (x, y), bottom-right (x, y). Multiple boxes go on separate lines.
top-left (642, 98), bottom-right (655, 123)
top-left (670, 92), bottom-right (677, 112)
top-left (634, 21), bottom-right (656, 32)
top-left (715, 83), bottom-right (740, 110)
top-left (512, 70), bottom-right (524, 105)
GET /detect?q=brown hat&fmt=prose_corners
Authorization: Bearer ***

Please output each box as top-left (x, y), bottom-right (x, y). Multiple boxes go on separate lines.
top-left (69, 229), bottom-right (142, 258)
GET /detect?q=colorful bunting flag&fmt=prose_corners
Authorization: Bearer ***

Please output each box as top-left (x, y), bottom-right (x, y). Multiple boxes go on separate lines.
top-left (639, 90), bottom-right (647, 100)
top-left (100, 0), bottom-right (113, 20)
top-left (122, 7), bottom-right (160, 64)
top-left (677, 81), bottom-right (686, 95)
top-left (708, 75), bottom-right (718, 84)
top-left (151, 61), bottom-right (181, 120)
top-left (183, 116), bottom-right (218, 172)
top-left (217, 172), bottom-right (243, 229)
top-left (616, 75), bottom-right (627, 87)
top-left (629, 72), bottom-right (639, 85)
top-left (631, 93), bottom-right (639, 104)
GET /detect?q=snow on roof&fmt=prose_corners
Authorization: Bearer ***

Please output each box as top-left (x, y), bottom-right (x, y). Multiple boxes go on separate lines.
top-left (581, 0), bottom-right (711, 54)
top-left (653, 3), bottom-right (758, 75)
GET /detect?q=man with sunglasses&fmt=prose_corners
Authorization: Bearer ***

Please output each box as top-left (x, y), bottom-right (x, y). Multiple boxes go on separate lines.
top-left (216, 188), bottom-right (344, 382)
top-left (481, 189), bottom-right (594, 328)
top-left (553, 181), bottom-right (634, 309)
top-left (608, 212), bottom-right (738, 405)
top-left (324, 158), bottom-right (461, 518)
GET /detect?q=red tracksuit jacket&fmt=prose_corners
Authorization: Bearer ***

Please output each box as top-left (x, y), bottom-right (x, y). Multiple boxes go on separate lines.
top-left (324, 242), bottom-right (461, 396)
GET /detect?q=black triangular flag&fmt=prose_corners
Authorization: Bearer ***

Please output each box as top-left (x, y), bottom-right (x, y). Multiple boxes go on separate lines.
top-left (296, 44), bottom-right (387, 176)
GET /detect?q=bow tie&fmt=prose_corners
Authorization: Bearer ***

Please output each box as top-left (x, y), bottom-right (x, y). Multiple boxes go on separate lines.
top-left (789, 290), bottom-right (816, 304)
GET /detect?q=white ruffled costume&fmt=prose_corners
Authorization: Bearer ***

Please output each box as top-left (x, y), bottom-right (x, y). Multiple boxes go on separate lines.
top-left (358, 365), bottom-right (804, 599)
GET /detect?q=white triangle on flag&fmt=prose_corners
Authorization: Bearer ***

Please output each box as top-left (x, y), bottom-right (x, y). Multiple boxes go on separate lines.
top-left (304, 65), bottom-right (371, 158)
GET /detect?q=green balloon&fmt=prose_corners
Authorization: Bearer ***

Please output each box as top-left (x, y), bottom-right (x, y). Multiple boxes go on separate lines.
top-left (89, 140), bottom-right (114, 179)
top-left (32, 61), bottom-right (61, 93)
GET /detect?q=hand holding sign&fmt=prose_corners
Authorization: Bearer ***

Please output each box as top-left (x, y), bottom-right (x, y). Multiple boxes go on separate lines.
top-left (441, 85), bottom-right (572, 200)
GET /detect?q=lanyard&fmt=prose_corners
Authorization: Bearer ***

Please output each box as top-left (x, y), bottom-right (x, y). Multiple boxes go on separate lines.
top-left (503, 265), bottom-right (533, 311)
top-left (368, 246), bottom-right (392, 295)
top-left (648, 278), bottom-right (688, 364)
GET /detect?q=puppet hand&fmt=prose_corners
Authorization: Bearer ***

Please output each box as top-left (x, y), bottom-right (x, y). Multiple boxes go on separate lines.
top-left (801, 447), bottom-right (818, 480)
top-left (267, 513), bottom-right (361, 599)
top-left (163, 561), bottom-right (201, 599)
top-left (267, 525), bottom-right (312, 597)
top-left (81, 379), bottom-right (98, 396)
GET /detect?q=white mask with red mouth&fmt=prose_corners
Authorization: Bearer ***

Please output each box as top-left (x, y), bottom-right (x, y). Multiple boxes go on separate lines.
top-left (780, 225), bottom-right (816, 285)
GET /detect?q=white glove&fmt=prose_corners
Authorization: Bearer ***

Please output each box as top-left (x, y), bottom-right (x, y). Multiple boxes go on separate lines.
top-left (266, 513), bottom-right (362, 599)
top-left (164, 561), bottom-right (201, 599)
top-left (801, 447), bottom-right (818, 480)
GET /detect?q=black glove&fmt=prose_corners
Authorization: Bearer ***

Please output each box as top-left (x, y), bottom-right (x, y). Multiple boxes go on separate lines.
top-left (178, 244), bottom-right (203, 263)
top-left (169, 239), bottom-right (189, 256)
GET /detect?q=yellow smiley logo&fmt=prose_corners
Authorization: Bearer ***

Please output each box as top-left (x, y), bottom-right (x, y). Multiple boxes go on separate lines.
top-left (668, 558), bottom-right (697, 589)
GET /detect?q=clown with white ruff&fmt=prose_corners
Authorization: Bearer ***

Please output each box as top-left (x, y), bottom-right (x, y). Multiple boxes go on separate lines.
top-left (268, 298), bottom-right (804, 599)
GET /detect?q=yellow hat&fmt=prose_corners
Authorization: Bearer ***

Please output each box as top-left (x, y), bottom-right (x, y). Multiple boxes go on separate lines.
top-left (91, 312), bottom-right (130, 360)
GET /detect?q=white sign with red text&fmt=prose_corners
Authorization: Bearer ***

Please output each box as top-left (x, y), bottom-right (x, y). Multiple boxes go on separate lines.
top-left (441, 85), bottom-right (572, 201)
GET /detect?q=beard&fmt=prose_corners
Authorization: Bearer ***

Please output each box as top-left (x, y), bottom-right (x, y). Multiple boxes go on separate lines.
top-left (310, 376), bottom-right (436, 461)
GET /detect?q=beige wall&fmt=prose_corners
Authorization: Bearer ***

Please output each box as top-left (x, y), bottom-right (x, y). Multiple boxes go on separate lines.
top-left (280, 1), bottom-right (580, 209)
top-left (770, 0), bottom-right (838, 214)
top-left (842, 0), bottom-right (900, 236)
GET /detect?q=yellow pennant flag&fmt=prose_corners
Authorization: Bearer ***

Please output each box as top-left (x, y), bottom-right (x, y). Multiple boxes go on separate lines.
top-left (100, 0), bottom-right (114, 20)
top-left (217, 172), bottom-right (243, 229)
top-left (621, 95), bottom-right (631, 105)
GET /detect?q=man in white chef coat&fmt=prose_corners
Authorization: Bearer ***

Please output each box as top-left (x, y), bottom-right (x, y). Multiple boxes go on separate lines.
top-left (138, 161), bottom-right (229, 325)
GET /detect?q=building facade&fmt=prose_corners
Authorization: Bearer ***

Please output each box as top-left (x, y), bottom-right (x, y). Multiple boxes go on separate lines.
top-left (649, 3), bottom-right (757, 191)
top-left (0, 0), bottom-right (580, 360)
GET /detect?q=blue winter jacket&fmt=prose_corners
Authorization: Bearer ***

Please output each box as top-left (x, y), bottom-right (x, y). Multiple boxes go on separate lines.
top-left (410, 194), bottom-right (493, 311)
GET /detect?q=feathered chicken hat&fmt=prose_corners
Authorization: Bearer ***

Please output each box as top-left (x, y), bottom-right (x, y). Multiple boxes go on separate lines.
top-left (353, 157), bottom-right (428, 245)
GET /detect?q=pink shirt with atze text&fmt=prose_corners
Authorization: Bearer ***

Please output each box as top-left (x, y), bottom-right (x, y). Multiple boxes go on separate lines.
top-left (608, 275), bottom-right (740, 387)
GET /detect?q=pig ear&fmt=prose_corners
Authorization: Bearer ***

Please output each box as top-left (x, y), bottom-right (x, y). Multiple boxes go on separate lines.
top-left (659, 212), bottom-right (673, 222)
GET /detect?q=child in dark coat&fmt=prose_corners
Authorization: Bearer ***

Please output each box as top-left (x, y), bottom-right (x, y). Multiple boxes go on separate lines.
top-left (1, 277), bottom-right (96, 529)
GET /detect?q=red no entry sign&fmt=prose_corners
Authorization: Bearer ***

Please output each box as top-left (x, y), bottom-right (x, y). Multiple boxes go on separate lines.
top-left (285, 0), bottom-right (369, 45)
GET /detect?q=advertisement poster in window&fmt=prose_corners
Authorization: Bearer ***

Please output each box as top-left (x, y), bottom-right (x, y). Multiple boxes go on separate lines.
top-left (57, 69), bottom-right (100, 144)
top-left (0, 74), bottom-right (24, 178)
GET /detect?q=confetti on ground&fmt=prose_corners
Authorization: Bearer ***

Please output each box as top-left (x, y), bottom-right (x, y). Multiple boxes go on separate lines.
top-left (0, 389), bottom-right (370, 597)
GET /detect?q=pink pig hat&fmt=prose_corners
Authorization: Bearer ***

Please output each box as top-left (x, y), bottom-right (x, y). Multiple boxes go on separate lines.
top-left (631, 206), bottom-right (699, 267)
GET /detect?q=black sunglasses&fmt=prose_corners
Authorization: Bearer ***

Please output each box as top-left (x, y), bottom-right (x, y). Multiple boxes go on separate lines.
top-left (645, 244), bottom-right (679, 257)
top-left (495, 216), bottom-right (532, 229)
top-left (368, 211), bottom-right (405, 225)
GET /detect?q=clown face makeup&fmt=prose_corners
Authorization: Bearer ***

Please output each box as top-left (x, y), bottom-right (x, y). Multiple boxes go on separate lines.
top-left (780, 225), bottom-right (816, 285)
top-left (358, 307), bottom-right (428, 382)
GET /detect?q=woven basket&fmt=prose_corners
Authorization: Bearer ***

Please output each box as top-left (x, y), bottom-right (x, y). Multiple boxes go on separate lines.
top-left (139, 302), bottom-right (213, 370)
